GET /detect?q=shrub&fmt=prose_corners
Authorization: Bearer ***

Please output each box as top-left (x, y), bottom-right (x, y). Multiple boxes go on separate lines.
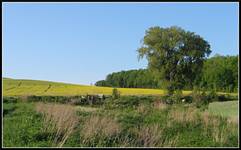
top-left (217, 95), bottom-right (227, 102)
top-left (112, 88), bottom-right (120, 99)
top-left (3, 103), bottom-right (17, 117)
top-left (171, 90), bottom-right (183, 104)
top-left (3, 97), bottom-right (18, 103)
top-left (105, 96), bottom-right (154, 109)
top-left (191, 87), bottom-right (209, 109)
top-left (206, 89), bottom-right (218, 102)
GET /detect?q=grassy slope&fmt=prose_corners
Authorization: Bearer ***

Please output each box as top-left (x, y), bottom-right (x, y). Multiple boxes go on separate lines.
top-left (3, 78), bottom-right (237, 96)
top-left (207, 101), bottom-right (239, 118)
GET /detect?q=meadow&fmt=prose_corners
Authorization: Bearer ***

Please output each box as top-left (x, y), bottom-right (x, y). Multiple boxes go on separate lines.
top-left (2, 78), bottom-right (239, 148)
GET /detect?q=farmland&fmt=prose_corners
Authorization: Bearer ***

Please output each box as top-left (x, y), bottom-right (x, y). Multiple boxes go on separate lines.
top-left (2, 78), bottom-right (237, 97)
top-left (2, 78), bottom-right (177, 96)
top-left (3, 78), bottom-right (239, 147)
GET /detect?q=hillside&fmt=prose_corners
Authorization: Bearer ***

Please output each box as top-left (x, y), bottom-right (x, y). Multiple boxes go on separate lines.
top-left (3, 78), bottom-right (237, 97)
top-left (2, 78), bottom-right (167, 96)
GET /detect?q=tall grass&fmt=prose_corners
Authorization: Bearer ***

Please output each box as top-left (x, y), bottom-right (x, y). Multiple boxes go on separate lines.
top-left (80, 115), bottom-right (121, 146)
top-left (137, 124), bottom-right (163, 147)
top-left (35, 103), bottom-right (79, 147)
top-left (4, 95), bottom-right (238, 147)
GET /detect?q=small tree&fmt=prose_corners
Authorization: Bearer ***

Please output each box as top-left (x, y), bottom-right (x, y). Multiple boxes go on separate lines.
top-left (112, 88), bottom-right (120, 99)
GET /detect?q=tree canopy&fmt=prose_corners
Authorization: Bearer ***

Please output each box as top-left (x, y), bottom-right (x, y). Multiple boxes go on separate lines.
top-left (137, 26), bottom-right (211, 94)
top-left (95, 55), bottom-right (238, 93)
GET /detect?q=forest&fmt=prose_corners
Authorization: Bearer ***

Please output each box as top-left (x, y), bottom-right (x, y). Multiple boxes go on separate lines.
top-left (95, 54), bottom-right (238, 93)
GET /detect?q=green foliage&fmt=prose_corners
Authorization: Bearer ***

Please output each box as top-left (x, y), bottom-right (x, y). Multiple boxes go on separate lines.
top-left (3, 97), bottom-right (238, 147)
top-left (95, 69), bottom-right (158, 88)
top-left (112, 88), bottom-right (120, 99)
top-left (3, 102), bottom-right (49, 147)
top-left (172, 90), bottom-right (183, 104)
top-left (200, 55), bottom-right (238, 92)
top-left (206, 89), bottom-right (218, 102)
top-left (3, 97), bottom-right (19, 103)
top-left (137, 26), bottom-right (211, 94)
top-left (191, 87), bottom-right (209, 109)
top-left (105, 95), bottom-right (155, 109)
top-left (95, 55), bottom-right (238, 93)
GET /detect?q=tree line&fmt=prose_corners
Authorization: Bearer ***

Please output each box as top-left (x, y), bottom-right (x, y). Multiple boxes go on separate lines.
top-left (95, 54), bottom-right (238, 92)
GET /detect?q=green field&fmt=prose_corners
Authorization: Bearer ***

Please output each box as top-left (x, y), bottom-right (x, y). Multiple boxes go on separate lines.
top-left (3, 78), bottom-right (239, 147)
top-left (3, 96), bottom-right (239, 147)
top-left (207, 101), bottom-right (239, 118)
top-left (2, 78), bottom-right (237, 97)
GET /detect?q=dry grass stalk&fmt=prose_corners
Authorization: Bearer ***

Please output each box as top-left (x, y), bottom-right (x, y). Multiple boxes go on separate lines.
top-left (227, 116), bottom-right (238, 124)
top-left (119, 135), bottom-right (135, 147)
top-left (184, 107), bottom-right (198, 122)
top-left (169, 107), bottom-right (197, 123)
top-left (169, 109), bottom-right (185, 123)
top-left (200, 111), bottom-right (234, 145)
top-left (138, 124), bottom-right (163, 147)
top-left (81, 115), bottom-right (120, 142)
top-left (162, 133), bottom-right (179, 147)
top-left (153, 100), bottom-right (167, 110)
top-left (137, 104), bottom-right (146, 114)
top-left (35, 102), bottom-right (79, 147)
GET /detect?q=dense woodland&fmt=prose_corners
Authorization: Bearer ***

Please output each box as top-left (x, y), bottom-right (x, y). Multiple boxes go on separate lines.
top-left (95, 54), bottom-right (238, 92)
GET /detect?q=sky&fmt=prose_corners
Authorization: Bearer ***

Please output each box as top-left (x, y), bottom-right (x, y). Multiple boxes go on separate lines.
top-left (2, 2), bottom-right (239, 85)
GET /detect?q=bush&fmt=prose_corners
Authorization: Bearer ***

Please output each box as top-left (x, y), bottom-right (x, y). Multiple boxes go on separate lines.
top-left (3, 97), bottom-right (18, 103)
top-left (162, 90), bottom-right (183, 105)
top-left (172, 90), bottom-right (183, 104)
top-left (112, 88), bottom-right (120, 99)
top-left (206, 89), bottom-right (218, 102)
top-left (217, 95), bottom-right (228, 102)
top-left (104, 96), bottom-right (155, 109)
top-left (191, 87), bottom-right (209, 109)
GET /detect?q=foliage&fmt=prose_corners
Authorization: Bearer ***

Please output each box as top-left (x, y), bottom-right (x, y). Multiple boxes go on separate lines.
top-left (3, 102), bottom-right (49, 147)
top-left (137, 26), bottom-right (211, 94)
top-left (200, 54), bottom-right (238, 92)
top-left (95, 57), bottom-right (238, 94)
top-left (104, 95), bottom-right (155, 109)
top-left (95, 69), bottom-right (158, 88)
top-left (112, 88), bottom-right (120, 99)
top-left (191, 87), bottom-right (209, 109)
top-left (3, 96), bottom-right (238, 147)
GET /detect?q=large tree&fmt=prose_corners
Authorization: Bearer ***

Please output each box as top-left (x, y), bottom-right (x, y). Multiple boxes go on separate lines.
top-left (137, 26), bottom-right (211, 94)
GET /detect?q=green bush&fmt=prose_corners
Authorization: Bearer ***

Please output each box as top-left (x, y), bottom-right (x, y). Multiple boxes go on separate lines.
top-left (104, 95), bottom-right (155, 109)
top-left (112, 88), bottom-right (120, 99)
top-left (206, 89), bottom-right (218, 102)
top-left (3, 97), bottom-right (19, 103)
top-left (172, 90), bottom-right (183, 104)
top-left (191, 88), bottom-right (209, 109)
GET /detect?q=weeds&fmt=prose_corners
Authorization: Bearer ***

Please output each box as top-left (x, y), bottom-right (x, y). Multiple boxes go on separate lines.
top-left (35, 103), bottom-right (79, 147)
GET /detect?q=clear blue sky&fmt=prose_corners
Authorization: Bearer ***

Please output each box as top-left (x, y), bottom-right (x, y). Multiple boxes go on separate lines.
top-left (3, 2), bottom-right (239, 85)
